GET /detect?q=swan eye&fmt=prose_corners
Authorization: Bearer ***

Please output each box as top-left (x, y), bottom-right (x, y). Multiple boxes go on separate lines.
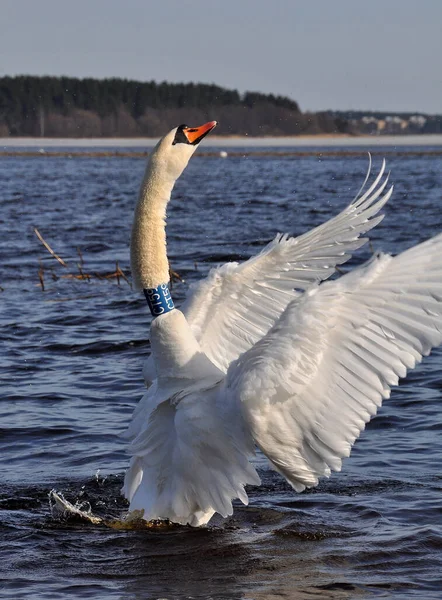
top-left (172, 125), bottom-right (190, 146)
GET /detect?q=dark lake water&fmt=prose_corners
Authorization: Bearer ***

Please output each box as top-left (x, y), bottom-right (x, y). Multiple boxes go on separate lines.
top-left (1, 147), bottom-right (442, 599)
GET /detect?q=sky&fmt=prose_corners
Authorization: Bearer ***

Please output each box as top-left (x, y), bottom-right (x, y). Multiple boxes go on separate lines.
top-left (1, 0), bottom-right (441, 114)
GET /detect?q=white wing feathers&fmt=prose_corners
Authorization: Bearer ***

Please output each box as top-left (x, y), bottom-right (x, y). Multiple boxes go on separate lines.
top-left (182, 159), bottom-right (393, 372)
top-left (225, 233), bottom-right (442, 492)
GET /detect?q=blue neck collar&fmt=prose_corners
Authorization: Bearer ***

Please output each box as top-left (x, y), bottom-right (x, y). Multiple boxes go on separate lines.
top-left (144, 283), bottom-right (175, 317)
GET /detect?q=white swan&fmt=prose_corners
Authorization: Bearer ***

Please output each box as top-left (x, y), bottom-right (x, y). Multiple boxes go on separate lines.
top-left (122, 121), bottom-right (442, 526)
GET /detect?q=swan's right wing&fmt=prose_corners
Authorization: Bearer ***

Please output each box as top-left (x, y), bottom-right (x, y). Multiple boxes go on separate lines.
top-left (182, 159), bottom-right (393, 372)
top-left (225, 233), bottom-right (442, 491)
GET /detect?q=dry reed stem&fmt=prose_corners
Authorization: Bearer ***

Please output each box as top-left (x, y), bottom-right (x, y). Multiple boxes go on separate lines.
top-left (38, 259), bottom-right (45, 291)
top-left (77, 263), bottom-right (91, 281)
top-left (170, 268), bottom-right (185, 287)
top-left (32, 228), bottom-right (144, 291)
top-left (77, 247), bottom-right (84, 267)
top-left (34, 228), bottom-right (68, 267)
top-left (61, 273), bottom-right (91, 280)
top-left (115, 261), bottom-right (131, 288)
top-left (116, 261), bottom-right (120, 286)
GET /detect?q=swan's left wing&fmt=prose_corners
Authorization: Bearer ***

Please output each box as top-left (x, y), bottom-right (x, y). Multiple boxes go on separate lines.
top-left (224, 233), bottom-right (442, 491)
top-left (182, 160), bottom-right (392, 372)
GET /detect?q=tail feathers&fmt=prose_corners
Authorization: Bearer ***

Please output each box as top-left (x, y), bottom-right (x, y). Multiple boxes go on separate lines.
top-left (122, 388), bottom-right (260, 526)
top-left (123, 455), bottom-right (258, 526)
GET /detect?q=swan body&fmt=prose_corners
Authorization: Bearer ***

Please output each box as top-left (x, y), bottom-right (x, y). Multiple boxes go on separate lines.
top-left (123, 121), bottom-right (442, 526)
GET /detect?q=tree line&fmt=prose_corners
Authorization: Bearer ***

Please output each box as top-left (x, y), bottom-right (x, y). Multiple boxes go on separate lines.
top-left (0, 75), bottom-right (340, 137)
top-left (1, 76), bottom-right (439, 138)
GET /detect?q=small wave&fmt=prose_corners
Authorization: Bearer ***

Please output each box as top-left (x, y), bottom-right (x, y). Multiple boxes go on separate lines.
top-left (44, 338), bottom-right (150, 355)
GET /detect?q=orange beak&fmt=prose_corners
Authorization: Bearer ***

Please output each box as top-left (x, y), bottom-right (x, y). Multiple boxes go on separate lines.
top-left (183, 121), bottom-right (217, 144)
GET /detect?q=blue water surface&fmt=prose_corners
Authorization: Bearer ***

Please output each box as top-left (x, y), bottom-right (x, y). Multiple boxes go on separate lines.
top-left (1, 147), bottom-right (442, 599)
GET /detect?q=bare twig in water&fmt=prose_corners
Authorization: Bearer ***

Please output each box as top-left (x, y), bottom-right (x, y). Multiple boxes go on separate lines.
top-left (33, 227), bottom-right (132, 289)
top-left (116, 261), bottom-right (120, 286)
top-left (77, 263), bottom-right (91, 281)
top-left (38, 259), bottom-right (45, 291)
top-left (34, 228), bottom-right (68, 267)
top-left (59, 267), bottom-right (130, 285)
top-left (61, 273), bottom-right (90, 280)
top-left (115, 262), bottom-right (131, 288)
top-left (169, 268), bottom-right (185, 289)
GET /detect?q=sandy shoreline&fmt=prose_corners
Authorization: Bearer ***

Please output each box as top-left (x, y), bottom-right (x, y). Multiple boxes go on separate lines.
top-left (1, 134), bottom-right (442, 148)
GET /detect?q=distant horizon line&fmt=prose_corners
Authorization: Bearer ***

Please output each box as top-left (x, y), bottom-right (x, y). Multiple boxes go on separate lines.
top-left (2, 134), bottom-right (442, 150)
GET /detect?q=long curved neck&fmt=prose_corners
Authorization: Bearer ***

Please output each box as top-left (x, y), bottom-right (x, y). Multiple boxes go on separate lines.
top-left (130, 160), bottom-right (175, 292)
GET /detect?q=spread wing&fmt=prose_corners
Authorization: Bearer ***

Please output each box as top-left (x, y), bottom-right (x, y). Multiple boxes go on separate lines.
top-left (225, 233), bottom-right (442, 491)
top-left (181, 159), bottom-right (393, 372)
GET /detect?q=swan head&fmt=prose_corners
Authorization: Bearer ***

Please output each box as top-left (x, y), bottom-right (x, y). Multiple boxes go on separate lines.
top-left (149, 121), bottom-right (217, 182)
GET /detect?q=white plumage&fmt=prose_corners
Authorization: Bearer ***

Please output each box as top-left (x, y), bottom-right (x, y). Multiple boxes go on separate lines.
top-left (122, 122), bottom-right (442, 526)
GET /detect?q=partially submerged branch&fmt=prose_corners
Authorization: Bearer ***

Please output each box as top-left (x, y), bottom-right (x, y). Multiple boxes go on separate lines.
top-left (33, 229), bottom-right (182, 293)
top-left (34, 228), bottom-right (68, 267)
top-left (38, 259), bottom-right (45, 291)
top-left (34, 228), bottom-right (133, 291)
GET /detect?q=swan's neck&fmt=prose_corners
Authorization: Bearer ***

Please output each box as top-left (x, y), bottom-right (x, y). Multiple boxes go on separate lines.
top-left (151, 310), bottom-right (224, 381)
top-left (130, 161), bottom-right (175, 297)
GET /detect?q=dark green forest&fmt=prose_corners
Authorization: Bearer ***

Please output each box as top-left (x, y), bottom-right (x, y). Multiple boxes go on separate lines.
top-left (0, 75), bottom-right (340, 137)
top-left (0, 75), bottom-right (440, 137)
